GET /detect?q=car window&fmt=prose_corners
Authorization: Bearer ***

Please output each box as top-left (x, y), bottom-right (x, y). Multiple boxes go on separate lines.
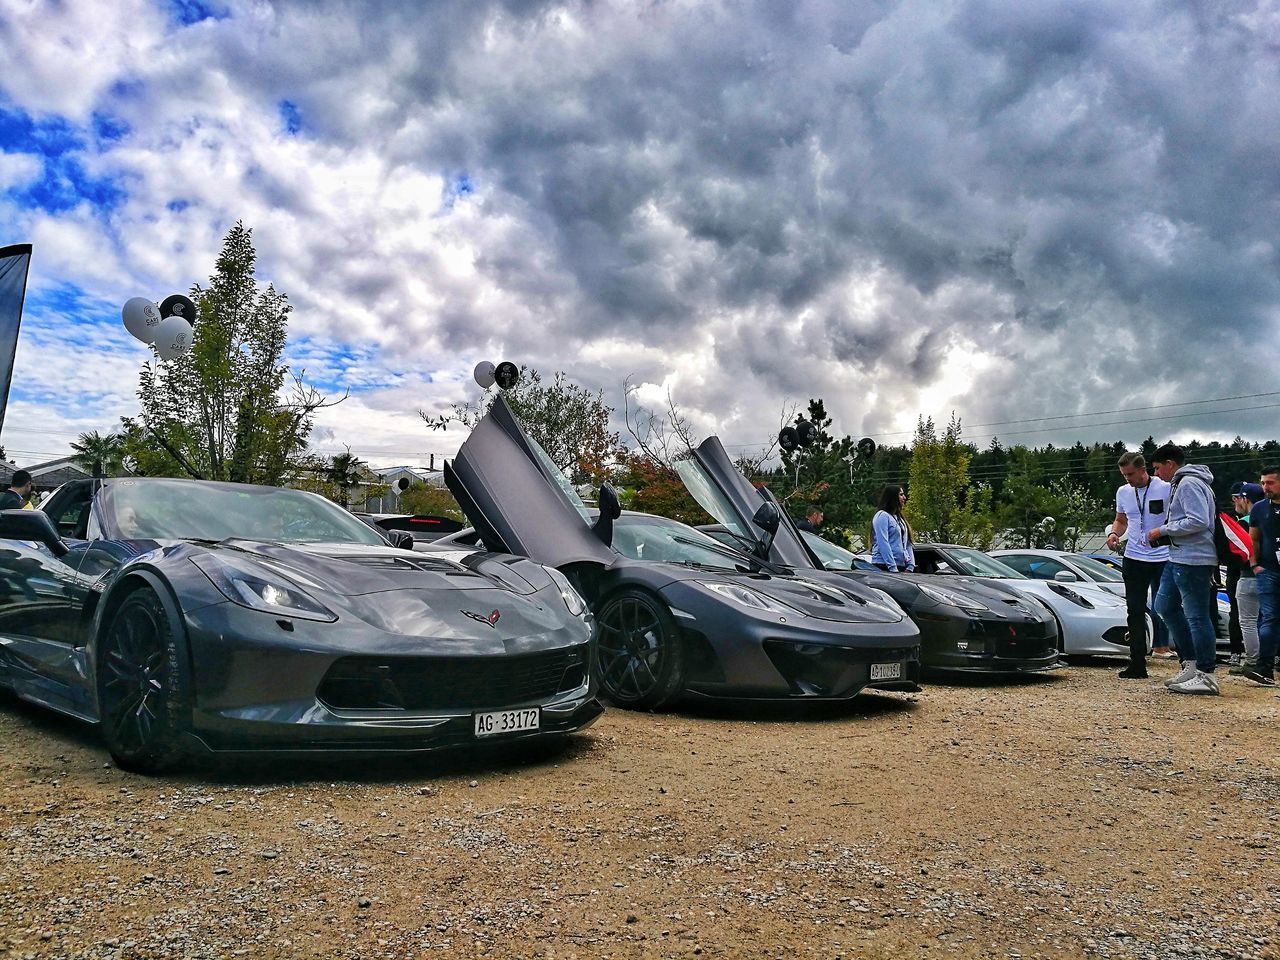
top-left (801, 531), bottom-right (857, 570)
top-left (522, 434), bottom-right (592, 525)
top-left (1001, 555), bottom-right (1068, 580)
top-left (104, 480), bottom-right (388, 545)
top-left (673, 457), bottom-right (755, 545)
top-left (946, 548), bottom-right (1029, 579)
top-left (612, 516), bottom-right (743, 569)
top-left (1068, 555), bottom-right (1123, 582)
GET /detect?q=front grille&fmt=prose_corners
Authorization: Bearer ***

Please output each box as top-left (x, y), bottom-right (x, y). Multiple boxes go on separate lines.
top-left (763, 641), bottom-right (918, 697)
top-left (318, 648), bottom-right (589, 711)
top-left (967, 619), bottom-right (1054, 659)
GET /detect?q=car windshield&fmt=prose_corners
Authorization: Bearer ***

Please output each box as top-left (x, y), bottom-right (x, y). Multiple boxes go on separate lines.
top-left (801, 531), bottom-right (876, 571)
top-left (612, 515), bottom-right (748, 569)
top-left (948, 548), bottom-right (1029, 579)
top-left (673, 456), bottom-right (756, 545)
top-left (105, 480), bottom-right (388, 545)
top-left (1067, 554), bottom-right (1123, 582)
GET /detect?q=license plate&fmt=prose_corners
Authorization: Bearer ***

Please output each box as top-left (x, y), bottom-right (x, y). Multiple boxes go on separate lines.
top-left (474, 708), bottom-right (541, 737)
top-left (870, 662), bottom-right (902, 681)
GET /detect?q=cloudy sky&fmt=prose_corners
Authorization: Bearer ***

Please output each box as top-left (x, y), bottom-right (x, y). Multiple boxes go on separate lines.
top-left (1, 0), bottom-right (1277, 471)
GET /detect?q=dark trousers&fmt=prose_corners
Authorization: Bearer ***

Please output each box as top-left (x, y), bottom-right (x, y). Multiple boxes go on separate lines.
top-left (1122, 557), bottom-right (1166, 664)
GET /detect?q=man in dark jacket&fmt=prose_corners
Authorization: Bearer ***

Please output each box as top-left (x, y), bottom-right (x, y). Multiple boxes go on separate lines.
top-left (0, 470), bottom-right (32, 510)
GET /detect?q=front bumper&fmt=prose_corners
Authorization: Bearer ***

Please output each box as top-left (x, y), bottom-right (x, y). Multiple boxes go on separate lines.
top-left (918, 613), bottom-right (1063, 675)
top-left (658, 581), bottom-right (922, 699)
top-left (181, 601), bottom-right (602, 754)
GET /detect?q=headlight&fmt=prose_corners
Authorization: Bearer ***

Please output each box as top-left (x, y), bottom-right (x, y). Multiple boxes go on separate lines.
top-left (545, 566), bottom-right (588, 618)
top-left (1046, 581), bottom-right (1095, 609)
top-left (918, 583), bottom-right (990, 613)
top-left (698, 580), bottom-right (801, 615)
top-left (192, 554), bottom-right (338, 622)
top-left (868, 587), bottom-right (901, 609)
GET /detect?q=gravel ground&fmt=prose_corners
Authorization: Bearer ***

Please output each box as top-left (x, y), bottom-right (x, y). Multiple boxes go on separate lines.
top-left (1, 657), bottom-right (1278, 960)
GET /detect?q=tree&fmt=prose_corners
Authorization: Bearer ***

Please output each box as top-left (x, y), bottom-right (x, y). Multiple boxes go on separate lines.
top-left (70, 430), bottom-right (126, 476)
top-left (397, 483), bottom-right (465, 521)
top-left (122, 222), bottom-right (340, 485)
top-left (424, 368), bottom-right (621, 486)
top-left (903, 413), bottom-right (976, 543)
top-left (325, 448), bottom-right (366, 508)
top-left (614, 450), bottom-right (710, 526)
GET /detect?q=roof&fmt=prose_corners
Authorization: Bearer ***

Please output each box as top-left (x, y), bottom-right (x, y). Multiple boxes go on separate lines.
top-left (0, 455), bottom-right (94, 488)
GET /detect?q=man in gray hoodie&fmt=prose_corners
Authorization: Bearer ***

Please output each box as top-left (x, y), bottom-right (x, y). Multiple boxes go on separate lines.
top-left (1147, 444), bottom-right (1219, 695)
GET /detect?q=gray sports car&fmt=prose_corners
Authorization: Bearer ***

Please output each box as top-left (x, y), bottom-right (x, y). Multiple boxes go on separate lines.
top-left (441, 397), bottom-right (921, 709)
top-left (0, 477), bottom-right (601, 772)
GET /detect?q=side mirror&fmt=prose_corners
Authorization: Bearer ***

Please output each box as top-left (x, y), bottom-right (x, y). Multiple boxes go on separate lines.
top-left (592, 483), bottom-right (621, 546)
top-left (0, 509), bottom-right (69, 558)
top-left (752, 501), bottom-right (780, 534)
top-left (387, 530), bottom-right (415, 551)
top-left (1053, 570), bottom-right (1079, 582)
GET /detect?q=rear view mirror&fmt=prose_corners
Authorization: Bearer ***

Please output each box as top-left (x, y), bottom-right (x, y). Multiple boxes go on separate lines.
top-left (1053, 570), bottom-right (1079, 582)
top-left (0, 509), bottom-right (69, 558)
top-left (592, 483), bottom-right (621, 546)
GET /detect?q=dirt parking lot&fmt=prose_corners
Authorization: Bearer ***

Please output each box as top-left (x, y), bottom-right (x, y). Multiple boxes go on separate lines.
top-left (1, 658), bottom-right (1278, 960)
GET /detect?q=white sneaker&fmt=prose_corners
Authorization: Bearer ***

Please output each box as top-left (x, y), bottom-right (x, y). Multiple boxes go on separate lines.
top-left (1164, 662), bottom-right (1197, 687)
top-left (1228, 653), bottom-right (1242, 667)
top-left (1168, 671), bottom-right (1220, 696)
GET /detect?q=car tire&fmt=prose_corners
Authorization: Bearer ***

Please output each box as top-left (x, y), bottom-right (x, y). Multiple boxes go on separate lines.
top-left (594, 588), bottom-right (685, 710)
top-left (97, 587), bottom-right (192, 774)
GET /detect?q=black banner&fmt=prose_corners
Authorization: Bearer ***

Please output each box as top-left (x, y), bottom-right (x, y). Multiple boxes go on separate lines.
top-left (0, 243), bottom-right (32, 435)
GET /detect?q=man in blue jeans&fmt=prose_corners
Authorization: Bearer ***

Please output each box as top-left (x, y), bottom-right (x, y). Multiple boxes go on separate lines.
top-left (1147, 444), bottom-right (1220, 695)
top-left (1246, 465), bottom-right (1280, 687)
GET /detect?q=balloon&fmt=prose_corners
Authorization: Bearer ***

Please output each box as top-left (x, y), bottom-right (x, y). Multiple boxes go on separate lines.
top-left (160, 294), bottom-right (197, 322)
top-left (122, 297), bottom-right (163, 344)
top-left (795, 419), bottom-right (818, 447)
top-left (153, 316), bottom-right (194, 360)
top-left (473, 361), bottom-right (496, 389)
top-left (778, 426), bottom-right (798, 452)
top-left (494, 361), bottom-right (519, 390)
top-left (857, 437), bottom-right (877, 459)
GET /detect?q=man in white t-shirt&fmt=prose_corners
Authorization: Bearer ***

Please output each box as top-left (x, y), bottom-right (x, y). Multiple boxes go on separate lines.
top-left (1107, 451), bottom-right (1173, 677)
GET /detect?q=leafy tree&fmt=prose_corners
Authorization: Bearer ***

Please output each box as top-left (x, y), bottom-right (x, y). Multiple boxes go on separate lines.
top-left (397, 483), bottom-right (465, 521)
top-left (998, 449), bottom-right (1061, 547)
top-left (903, 413), bottom-right (976, 543)
top-left (325, 448), bottom-right (367, 508)
top-left (71, 430), bottom-right (126, 476)
top-left (424, 368), bottom-right (621, 486)
top-left (122, 222), bottom-right (338, 484)
top-left (614, 451), bottom-right (710, 526)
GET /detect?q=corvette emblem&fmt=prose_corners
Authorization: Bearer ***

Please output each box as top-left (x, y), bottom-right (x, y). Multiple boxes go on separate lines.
top-left (462, 608), bottom-right (502, 628)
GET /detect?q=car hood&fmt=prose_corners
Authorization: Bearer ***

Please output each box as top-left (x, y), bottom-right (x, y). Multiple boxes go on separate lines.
top-left (444, 396), bottom-right (617, 569)
top-left (993, 577), bottom-right (1126, 609)
top-left (837, 569), bottom-right (1045, 613)
top-left (188, 540), bottom-right (581, 643)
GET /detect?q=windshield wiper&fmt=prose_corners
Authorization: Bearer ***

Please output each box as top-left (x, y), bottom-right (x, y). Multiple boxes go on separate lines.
top-left (672, 535), bottom-right (761, 572)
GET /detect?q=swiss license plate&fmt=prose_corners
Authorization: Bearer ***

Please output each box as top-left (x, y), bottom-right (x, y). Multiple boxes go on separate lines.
top-left (474, 708), bottom-right (541, 738)
top-left (870, 662), bottom-right (902, 681)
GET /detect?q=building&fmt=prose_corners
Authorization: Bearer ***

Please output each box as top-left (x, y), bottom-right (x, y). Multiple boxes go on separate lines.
top-left (0, 455), bottom-right (96, 493)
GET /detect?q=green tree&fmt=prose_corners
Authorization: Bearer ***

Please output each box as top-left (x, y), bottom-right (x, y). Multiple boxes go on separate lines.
top-left (424, 368), bottom-right (621, 486)
top-left (70, 430), bottom-right (126, 476)
top-left (998, 449), bottom-right (1060, 547)
top-left (325, 448), bottom-right (366, 508)
top-left (122, 222), bottom-right (338, 484)
top-left (397, 484), bottom-right (465, 521)
top-left (903, 413), bottom-right (976, 543)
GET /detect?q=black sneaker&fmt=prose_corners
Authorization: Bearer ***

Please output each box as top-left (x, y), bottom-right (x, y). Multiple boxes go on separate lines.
top-left (1241, 667), bottom-right (1277, 686)
top-left (1118, 665), bottom-right (1148, 679)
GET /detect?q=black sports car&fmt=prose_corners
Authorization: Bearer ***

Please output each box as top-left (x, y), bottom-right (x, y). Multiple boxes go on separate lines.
top-left (675, 437), bottom-right (1062, 675)
top-left (440, 398), bottom-right (922, 709)
top-left (0, 477), bottom-right (601, 773)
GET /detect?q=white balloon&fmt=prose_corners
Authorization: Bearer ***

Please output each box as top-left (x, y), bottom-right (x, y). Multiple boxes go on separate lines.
top-left (473, 360), bottom-right (496, 389)
top-left (122, 297), bottom-right (163, 344)
top-left (153, 316), bottom-right (194, 360)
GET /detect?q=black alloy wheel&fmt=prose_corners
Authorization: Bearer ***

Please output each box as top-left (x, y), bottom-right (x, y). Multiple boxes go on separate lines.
top-left (594, 588), bottom-right (685, 710)
top-left (97, 588), bottom-right (191, 774)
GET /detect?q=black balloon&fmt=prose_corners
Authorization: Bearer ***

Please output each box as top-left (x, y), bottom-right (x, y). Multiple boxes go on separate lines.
top-left (795, 419), bottom-right (818, 447)
top-left (857, 437), bottom-right (877, 459)
top-left (160, 294), bottom-right (197, 322)
top-left (778, 426), bottom-right (798, 451)
top-left (494, 361), bottom-right (520, 390)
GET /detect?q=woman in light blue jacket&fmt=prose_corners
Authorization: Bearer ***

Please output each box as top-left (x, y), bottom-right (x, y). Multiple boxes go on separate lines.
top-left (871, 485), bottom-right (914, 572)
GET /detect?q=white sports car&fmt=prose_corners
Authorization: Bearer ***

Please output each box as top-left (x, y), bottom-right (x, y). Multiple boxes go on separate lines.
top-left (990, 548), bottom-right (1232, 643)
top-left (913, 544), bottom-right (1145, 658)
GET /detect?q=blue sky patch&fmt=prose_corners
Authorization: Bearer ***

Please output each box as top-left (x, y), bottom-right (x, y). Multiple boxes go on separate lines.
top-left (279, 100), bottom-right (302, 135)
top-left (168, 0), bottom-right (229, 25)
top-left (0, 104), bottom-right (125, 213)
top-left (92, 113), bottom-right (130, 144)
top-left (167, 199), bottom-right (192, 213)
top-left (441, 172), bottom-right (475, 211)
